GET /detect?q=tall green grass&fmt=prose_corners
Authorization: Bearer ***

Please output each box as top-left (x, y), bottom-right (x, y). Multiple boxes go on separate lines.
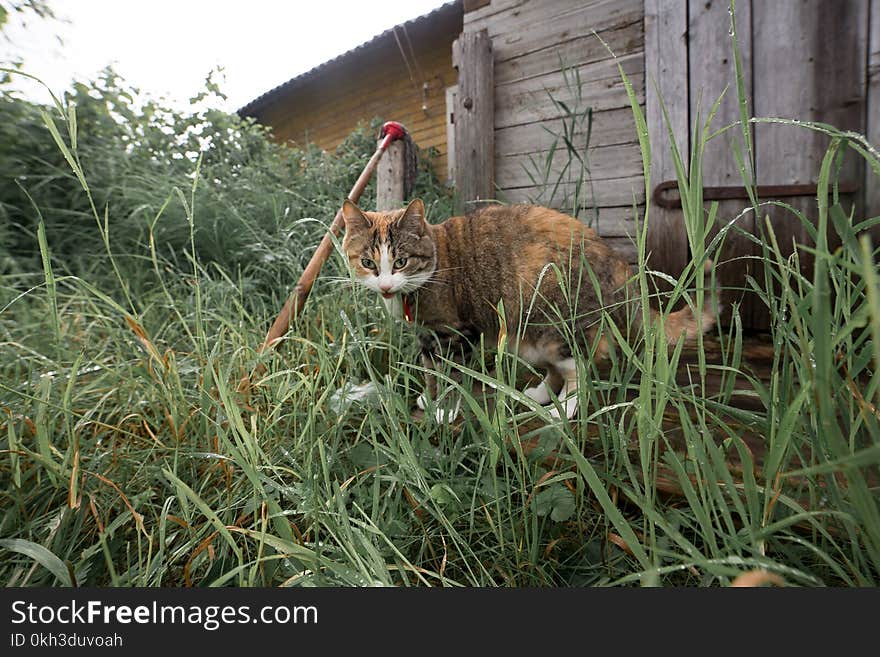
top-left (1, 5), bottom-right (878, 586)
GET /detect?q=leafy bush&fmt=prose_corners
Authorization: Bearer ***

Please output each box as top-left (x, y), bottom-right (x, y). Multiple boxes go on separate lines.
top-left (0, 68), bottom-right (452, 299)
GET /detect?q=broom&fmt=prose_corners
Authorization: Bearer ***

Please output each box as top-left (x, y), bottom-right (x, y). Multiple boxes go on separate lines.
top-left (242, 121), bottom-right (410, 388)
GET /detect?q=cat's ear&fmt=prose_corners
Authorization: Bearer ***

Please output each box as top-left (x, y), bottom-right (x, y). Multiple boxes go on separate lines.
top-left (396, 198), bottom-right (427, 234)
top-left (342, 199), bottom-right (371, 232)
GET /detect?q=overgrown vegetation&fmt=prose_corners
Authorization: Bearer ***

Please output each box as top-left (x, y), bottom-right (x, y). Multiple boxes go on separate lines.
top-left (1, 5), bottom-right (878, 586)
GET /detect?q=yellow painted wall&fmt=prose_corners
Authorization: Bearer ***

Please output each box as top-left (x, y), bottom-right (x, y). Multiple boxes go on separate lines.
top-left (246, 10), bottom-right (460, 180)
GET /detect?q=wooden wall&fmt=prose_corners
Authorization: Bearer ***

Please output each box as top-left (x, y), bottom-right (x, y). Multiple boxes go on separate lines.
top-left (246, 7), bottom-right (461, 183)
top-left (869, 0), bottom-right (880, 220)
top-left (646, 0), bottom-right (874, 329)
top-left (463, 0), bottom-right (646, 262)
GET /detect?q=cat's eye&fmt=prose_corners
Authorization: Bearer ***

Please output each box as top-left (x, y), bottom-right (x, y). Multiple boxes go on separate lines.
top-left (361, 257), bottom-right (376, 270)
top-left (394, 257), bottom-right (408, 269)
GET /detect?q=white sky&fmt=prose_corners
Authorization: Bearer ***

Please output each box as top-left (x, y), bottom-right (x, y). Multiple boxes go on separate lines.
top-left (0, 0), bottom-right (449, 112)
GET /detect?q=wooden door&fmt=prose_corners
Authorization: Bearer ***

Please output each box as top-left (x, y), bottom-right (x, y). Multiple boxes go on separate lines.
top-left (646, 0), bottom-right (873, 330)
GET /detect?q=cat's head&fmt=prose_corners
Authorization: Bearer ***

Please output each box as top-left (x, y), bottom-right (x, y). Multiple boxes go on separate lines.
top-left (341, 198), bottom-right (436, 298)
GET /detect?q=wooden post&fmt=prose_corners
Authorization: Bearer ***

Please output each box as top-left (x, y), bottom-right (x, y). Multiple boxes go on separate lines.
top-left (755, 0), bottom-right (868, 294)
top-left (690, 0), bottom-right (757, 327)
top-left (376, 138), bottom-right (406, 211)
top-left (867, 0), bottom-right (880, 223)
top-left (452, 29), bottom-right (494, 214)
top-left (644, 0), bottom-right (689, 279)
top-left (445, 85), bottom-right (458, 185)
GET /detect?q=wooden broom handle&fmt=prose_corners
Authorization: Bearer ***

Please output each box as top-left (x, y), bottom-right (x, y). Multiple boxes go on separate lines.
top-left (258, 122), bottom-right (407, 354)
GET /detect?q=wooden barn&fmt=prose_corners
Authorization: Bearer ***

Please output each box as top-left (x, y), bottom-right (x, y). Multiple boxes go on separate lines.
top-left (241, 0), bottom-right (880, 330)
top-left (238, 1), bottom-right (462, 179)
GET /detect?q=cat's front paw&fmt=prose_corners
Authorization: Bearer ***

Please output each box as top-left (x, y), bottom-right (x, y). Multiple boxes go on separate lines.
top-left (434, 400), bottom-right (461, 424)
top-left (548, 393), bottom-right (578, 420)
top-left (416, 391), bottom-right (461, 423)
top-left (523, 381), bottom-right (553, 404)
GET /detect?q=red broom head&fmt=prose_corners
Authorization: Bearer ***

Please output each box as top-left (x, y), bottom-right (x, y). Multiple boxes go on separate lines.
top-left (380, 121), bottom-right (406, 142)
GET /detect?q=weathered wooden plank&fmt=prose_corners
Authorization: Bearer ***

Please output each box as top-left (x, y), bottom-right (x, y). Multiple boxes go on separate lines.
top-left (755, 1), bottom-right (867, 186)
top-left (602, 236), bottom-right (638, 264)
top-left (495, 141), bottom-right (644, 190)
top-left (587, 205), bottom-right (641, 239)
top-left (485, 0), bottom-right (643, 64)
top-left (495, 49), bottom-right (642, 98)
top-left (445, 85), bottom-right (457, 183)
top-left (416, 135), bottom-right (451, 152)
top-left (405, 121), bottom-right (451, 143)
top-left (463, 0), bottom-right (526, 28)
top-left (496, 77), bottom-right (645, 129)
top-left (500, 175), bottom-right (646, 208)
top-left (644, 0), bottom-right (689, 287)
top-left (474, 0), bottom-right (639, 41)
top-left (495, 107), bottom-right (640, 157)
top-left (688, 0), bottom-right (754, 327)
top-left (866, 0), bottom-right (880, 221)
top-left (754, 0), bottom-right (869, 327)
top-left (495, 54), bottom-right (645, 129)
top-left (376, 139), bottom-right (405, 211)
top-left (494, 19), bottom-right (643, 87)
top-left (416, 135), bottom-right (451, 153)
top-left (463, 0), bottom-right (491, 14)
top-left (453, 30), bottom-right (495, 212)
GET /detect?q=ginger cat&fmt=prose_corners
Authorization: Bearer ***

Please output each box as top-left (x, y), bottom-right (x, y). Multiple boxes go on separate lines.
top-left (341, 198), bottom-right (715, 421)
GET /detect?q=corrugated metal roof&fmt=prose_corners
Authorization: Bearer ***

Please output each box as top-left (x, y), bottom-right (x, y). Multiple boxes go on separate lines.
top-left (237, 0), bottom-right (462, 117)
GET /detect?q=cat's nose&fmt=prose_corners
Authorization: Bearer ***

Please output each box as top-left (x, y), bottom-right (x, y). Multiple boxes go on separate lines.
top-left (379, 284), bottom-right (393, 294)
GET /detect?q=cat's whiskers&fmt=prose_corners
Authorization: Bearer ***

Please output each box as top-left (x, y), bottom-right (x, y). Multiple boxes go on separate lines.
top-left (421, 266), bottom-right (461, 286)
top-left (401, 272), bottom-right (437, 293)
top-left (323, 276), bottom-right (360, 288)
top-left (424, 274), bottom-right (452, 287)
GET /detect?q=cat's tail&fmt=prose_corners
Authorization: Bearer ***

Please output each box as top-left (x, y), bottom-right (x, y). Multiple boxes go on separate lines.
top-left (652, 259), bottom-right (720, 345)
